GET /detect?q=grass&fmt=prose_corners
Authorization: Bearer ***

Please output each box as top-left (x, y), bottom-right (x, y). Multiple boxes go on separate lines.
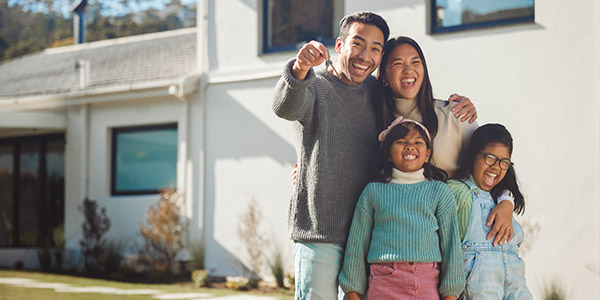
top-left (0, 270), bottom-right (294, 300)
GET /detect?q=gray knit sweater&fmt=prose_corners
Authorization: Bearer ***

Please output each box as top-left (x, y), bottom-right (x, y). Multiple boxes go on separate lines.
top-left (272, 59), bottom-right (380, 243)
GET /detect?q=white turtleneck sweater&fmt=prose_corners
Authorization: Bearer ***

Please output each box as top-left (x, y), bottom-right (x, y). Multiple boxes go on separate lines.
top-left (390, 167), bottom-right (426, 184)
top-left (393, 97), bottom-right (479, 176)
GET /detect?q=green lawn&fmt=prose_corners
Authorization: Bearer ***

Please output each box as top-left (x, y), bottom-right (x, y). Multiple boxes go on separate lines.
top-left (0, 270), bottom-right (293, 300)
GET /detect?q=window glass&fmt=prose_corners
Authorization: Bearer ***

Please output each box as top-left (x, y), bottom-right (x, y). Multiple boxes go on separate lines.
top-left (432, 0), bottom-right (534, 33)
top-left (19, 142), bottom-right (40, 246)
top-left (45, 140), bottom-right (65, 247)
top-left (112, 124), bottom-right (177, 195)
top-left (0, 145), bottom-right (13, 246)
top-left (263, 0), bottom-right (341, 52)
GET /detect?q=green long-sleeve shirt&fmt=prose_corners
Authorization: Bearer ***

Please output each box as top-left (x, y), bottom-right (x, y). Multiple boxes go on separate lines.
top-left (338, 180), bottom-right (465, 297)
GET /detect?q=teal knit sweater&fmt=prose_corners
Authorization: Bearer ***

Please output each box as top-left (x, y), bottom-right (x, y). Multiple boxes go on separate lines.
top-left (338, 180), bottom-right (465, 297)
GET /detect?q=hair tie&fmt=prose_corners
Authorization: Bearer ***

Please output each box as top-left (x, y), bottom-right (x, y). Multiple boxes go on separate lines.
top-left (378, 116), bottom-right (431, 142)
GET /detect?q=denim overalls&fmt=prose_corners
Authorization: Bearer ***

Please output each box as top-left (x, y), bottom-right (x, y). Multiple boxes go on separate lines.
top-left (460, 180), bottom-right (533, 300)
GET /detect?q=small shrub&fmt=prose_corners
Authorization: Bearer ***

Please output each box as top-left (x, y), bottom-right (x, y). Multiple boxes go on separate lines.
top-left (101, 239), bottom-right (127, 274)
top-left (285, 271), bottom-right (295, 290)
top-left (138, 186), bottom-right (189, 273)
top-left (13, 260), bottom-right (24, 270)
top-left (79, 198), bottom-right (111, 272)
top-left (237, 197), bottom-right (266, 279)
top-left (268, 246), bottom-right (285, 288)
top-left (225, 276), bottom-right (258, 291)
top-left (191, 269), bottom-right (209, 287)
top-left (542, 280), bottom-right (567, 300)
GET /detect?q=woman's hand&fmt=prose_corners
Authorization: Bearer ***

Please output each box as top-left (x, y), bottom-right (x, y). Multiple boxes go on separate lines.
top-left (448, 93), bottom-right (477, 123)
top-left (346, 292), bottom-right (361, 300)
top-left (486, 200), bottom-right (515, 246)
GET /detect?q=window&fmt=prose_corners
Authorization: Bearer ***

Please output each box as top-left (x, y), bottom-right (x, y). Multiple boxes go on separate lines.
top-left (111, 123), bottom-right (178, 196)
top-left (431, 0), bottom-right (534, 34)
top-left (263, 0), bottom-right (343, 53)
top-left (0, 134), bottom-right (65, 248)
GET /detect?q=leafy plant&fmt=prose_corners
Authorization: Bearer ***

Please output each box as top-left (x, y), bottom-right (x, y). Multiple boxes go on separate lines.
top-left (79, 198), bottom-right (111, 272)
top-left (138, 186), bottom-right (189, 273)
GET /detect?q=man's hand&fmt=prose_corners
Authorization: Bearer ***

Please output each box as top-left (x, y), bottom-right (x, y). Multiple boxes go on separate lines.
top-left (448, 93), bottom-right (477, 123)
top-left (292, 40), bottom-right (329, 80)
top-left (486, 200), bottom-right (515, 246)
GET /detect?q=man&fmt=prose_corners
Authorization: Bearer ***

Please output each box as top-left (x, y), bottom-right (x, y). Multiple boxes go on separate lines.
top-left (272, 11), bottom-right (474, 299)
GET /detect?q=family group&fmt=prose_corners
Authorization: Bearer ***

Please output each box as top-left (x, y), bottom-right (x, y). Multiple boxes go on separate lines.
top-left (272, 11), bottom-right (533, 300)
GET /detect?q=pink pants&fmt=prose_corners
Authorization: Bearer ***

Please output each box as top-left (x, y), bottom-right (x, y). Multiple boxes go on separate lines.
top-left (367, 262), bottom-right (440, 300)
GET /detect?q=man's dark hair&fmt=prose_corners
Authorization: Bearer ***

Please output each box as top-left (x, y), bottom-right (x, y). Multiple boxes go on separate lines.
top-left (339, 11), bottom-right (390, 43)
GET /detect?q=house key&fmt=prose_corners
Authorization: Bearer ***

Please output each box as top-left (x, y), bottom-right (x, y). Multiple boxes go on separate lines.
top-left (325, 50), bottom-right (342, 80)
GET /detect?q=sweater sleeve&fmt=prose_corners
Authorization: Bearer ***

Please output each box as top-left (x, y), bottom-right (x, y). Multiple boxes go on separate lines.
top-left (435, 183), bottom-right (466, 298)
top-left (338, 184), bottom-right (375, 295)
top-left (447, 180), bottom-right (473, 241)
top-left (272, 58), bottom-right (316, 124)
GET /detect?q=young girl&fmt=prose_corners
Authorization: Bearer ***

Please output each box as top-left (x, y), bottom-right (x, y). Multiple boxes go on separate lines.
top-left (448, 124), bottom-right (533, 299)
top-left (339, 117), bottom-right (464, 300)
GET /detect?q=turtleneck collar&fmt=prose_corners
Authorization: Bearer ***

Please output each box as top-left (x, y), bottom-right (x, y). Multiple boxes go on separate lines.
top-left (391, 167), bottom-right (426, 184)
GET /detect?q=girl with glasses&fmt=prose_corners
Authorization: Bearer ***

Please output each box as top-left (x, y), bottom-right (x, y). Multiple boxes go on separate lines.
top-left (448, 123), bottom-right (533, 299)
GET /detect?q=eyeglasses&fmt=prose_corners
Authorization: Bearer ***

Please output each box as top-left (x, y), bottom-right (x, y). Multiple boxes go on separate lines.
top-left (480, 153), bottom-right (513, 170)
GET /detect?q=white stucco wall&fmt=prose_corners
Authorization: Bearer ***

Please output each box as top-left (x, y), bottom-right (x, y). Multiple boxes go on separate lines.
top-left (202, 0), bottom-right (600, 298)
top-left (63, 96), bottom-right (195, 259)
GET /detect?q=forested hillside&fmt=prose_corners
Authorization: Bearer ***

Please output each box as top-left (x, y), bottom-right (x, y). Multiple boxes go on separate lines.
top-left (0, 0), bottom-right (196, 62)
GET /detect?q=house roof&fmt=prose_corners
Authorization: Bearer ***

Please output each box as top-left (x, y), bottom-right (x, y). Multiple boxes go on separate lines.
top-left (0, 27), bottom-right (197, 100)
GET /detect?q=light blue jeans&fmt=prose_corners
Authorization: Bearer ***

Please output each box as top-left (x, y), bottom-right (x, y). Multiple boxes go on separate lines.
top-left (293, 242), bottom-right (346, 300)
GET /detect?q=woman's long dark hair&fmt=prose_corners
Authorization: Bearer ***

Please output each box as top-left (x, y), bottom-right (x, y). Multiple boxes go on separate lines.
top-left (453, 124), bottom-right (525, 214)
top-left (376, 36), bottom-right (439, 139)
top-left (378, 122), bottom-right (448, 183)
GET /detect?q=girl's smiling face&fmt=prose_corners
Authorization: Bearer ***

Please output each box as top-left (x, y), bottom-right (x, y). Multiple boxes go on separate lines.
top-left (390, 128), bottom-right (431, 172)
top-left (472, 143), bottom-right (510, 191)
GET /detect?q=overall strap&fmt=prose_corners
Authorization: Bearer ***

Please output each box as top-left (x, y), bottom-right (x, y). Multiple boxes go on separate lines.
top-left (464, 179), bottom-right (478, 191)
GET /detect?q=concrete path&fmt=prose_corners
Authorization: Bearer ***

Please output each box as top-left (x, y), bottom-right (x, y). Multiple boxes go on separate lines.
top-left (0, 277), bottom-right (277, 300)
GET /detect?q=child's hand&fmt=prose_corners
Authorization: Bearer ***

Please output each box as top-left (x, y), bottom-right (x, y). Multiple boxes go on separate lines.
top-left (442, 296), bottom-right (457, 300)
top-left (346, 292), bottom-right (361, 300)
top-left (486, 200), bottom-right (514, 246)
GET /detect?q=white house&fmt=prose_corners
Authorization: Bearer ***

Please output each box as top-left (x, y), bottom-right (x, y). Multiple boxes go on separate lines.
top-left (0, 0), bottom-right (598, 298)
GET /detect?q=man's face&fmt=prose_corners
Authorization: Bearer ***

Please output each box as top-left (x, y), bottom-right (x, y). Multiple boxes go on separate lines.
top-left (335, 22), bottom-right (384, 85)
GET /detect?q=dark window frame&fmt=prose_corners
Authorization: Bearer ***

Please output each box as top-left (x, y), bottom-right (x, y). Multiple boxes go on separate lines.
top-left (111, 123), bottom-right (178, 196)
top-left (262, 0), bottom-right (338, 53)
top-left (430, 0), bottom-right (535, 34)
top-left (0, 133), bottom-right (65, 248)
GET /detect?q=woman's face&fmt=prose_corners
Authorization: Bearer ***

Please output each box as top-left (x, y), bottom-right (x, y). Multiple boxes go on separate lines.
top-left (384, 43), bottom-right (425, 100)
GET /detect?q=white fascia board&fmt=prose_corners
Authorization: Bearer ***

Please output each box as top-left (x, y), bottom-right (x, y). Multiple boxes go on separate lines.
top-left (0, 80), bottom-right (178, 113)
top-left (0, 111), bottom-right (66, 129)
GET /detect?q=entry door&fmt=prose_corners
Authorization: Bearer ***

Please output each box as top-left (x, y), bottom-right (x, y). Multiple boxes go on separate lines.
top-left (0, 134), bottom-right (65, 247)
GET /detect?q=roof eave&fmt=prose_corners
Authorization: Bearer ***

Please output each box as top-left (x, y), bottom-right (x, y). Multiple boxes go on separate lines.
top-left (0, 76), bottom-right (200, 113)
